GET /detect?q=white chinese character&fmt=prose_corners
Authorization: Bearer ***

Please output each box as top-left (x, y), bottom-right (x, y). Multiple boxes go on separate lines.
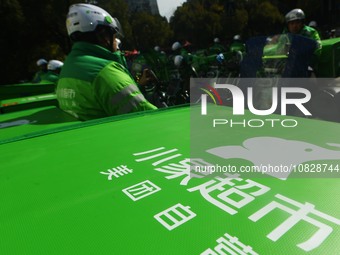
top-left (133, 147), bottom-right (182, 166)
top-left (188, 174), bottom-right (270, 215)
top-left (154, 203), bottom-right (196, 231)
top-left (100, 165), bottom-right (133, 180)
top-left (249, 194), bottom-right (340, 251)
top-left (122, 180), bottom-right (161, 201)
top-left (201, 232), bottom-right (259, 255)
top-left (155, 158), bottom-right (213, 186)
top-left (61, 88), bottom-right (75, 99)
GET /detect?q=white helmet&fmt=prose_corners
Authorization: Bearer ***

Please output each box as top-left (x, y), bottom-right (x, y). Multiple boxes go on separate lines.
top-left (66, 4), bottom-right (122, 37)
top-left (233, 34), bottom-right (241, 41)
top-left (172, 41), bottom-right (182, 51)
top-left (285, 9), bottom-right (305, 23)
top-left (174, 55), bottom-right (183, 67)
top-left (308, 20), bottom-right (317, 28)
top-left (47, 60), bottom-right (64, 71)
top-left (37, 59), bottom-right (48, 66)
top-left (154, 46), bottom-right (160, 52)
top-left (214, 37), bottom-right (220, 43)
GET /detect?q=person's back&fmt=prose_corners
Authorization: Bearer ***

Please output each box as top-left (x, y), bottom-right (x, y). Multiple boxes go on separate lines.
top-left (56, 4), bottom-right (156, 121)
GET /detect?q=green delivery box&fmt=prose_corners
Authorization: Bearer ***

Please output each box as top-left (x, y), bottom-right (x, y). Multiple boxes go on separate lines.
top-left (0, 82), bottom-right (55, 100)
top-left (0, 104), bottom-right (340, 254)
top-left (317, 38), bottom-right (340, 78)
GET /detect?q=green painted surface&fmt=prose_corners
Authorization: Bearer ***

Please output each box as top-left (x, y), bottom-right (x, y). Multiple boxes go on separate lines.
top-left (0, 82), bottom-right (55, 100)
top-left (317, 38), bottom-right (340, 77)
top-left (0, 106), bottom-right (79, 142)
top-left (0, 93), bottom-right (58, 113)
top-left (0, 105), bottom-right (340, 254)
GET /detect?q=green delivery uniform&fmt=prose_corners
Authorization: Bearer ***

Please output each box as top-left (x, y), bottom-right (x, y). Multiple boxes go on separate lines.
top-left (229, 41), bottom-right (246, 53)
top-left (40, 71), bottom-right (59, 85)
top-left (284, 25), bottom-right (322, 70)
top-left (209, 43), bottom-right (226, 55)
top-left (296, 25), bottom-right (321, 50)
top-left (32, 70), bottom-right (47, 83)
top-left (56, 42), bottom-right (157, 121)
top-left (283, 25), bottom-right (322, 56)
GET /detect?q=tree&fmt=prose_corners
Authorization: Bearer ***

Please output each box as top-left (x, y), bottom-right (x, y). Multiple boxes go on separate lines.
top-left (130, 12), bottom-right (173, 51)
top-left (170, 1), bottom-right (224, 49)
top-left (221, 8), bottom-right (249, 40)
top-left (247, 1), bottom-right (284, 36)
top-left (0, 0), bottom-right (25, 83)
top-left (99, 0), bottom-right (133, 49)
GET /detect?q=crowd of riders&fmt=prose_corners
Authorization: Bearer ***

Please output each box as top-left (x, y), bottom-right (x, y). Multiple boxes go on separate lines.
top-left (30, 3), bottom-right (339, 121)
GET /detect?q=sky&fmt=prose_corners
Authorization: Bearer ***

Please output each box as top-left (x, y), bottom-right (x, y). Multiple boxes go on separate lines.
top-left (157, 0), bottom-right (186, 20)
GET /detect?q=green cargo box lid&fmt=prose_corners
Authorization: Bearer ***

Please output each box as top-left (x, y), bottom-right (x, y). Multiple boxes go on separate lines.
top-left (0, 105), bottom-right (340, 254)
top-left (317, 38), bottom-right (340, 77)
top-left (0, 82), bottom-right (55, 100)
top-left (0, 93), bottom-right (58, 113)
top-left (0, 105), bottom-right (80, 142)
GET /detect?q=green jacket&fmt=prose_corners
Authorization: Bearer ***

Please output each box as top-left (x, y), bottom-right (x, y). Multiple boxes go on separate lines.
top-left (32, 70), bottom-right (47, 83)
top-left (229, 41), bottom-right (246, 53)
top-left (40, 71), bottom-right (59, 84)
top-left (56, 42), bottom-right (157, 121)
top-left (283, 25), bottom-right (322, 56)
top-left (209, 43), bottom-right (226, 54)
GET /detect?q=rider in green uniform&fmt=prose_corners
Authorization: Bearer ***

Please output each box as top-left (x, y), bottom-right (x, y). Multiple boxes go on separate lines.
top-left (40, 60), bottom-right (63, 85)
top-left (229, 35), bottom-right (246, 53)
top-left (208, 38), bottom-right (226, 55)
top-left (283, 9), bottom-right (322, 56)
top-left (263, 9), bottom-right (322, 71)
top-left (283, 8), bottom-right (322, 72)
top-left (56, 4), bottom-right (156, 121)
top-left (32, 59), bottom-right (48, 83)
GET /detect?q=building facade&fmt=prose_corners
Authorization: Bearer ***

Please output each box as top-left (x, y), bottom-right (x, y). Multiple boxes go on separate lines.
top-left (126, 0), bottom-right (160, 15)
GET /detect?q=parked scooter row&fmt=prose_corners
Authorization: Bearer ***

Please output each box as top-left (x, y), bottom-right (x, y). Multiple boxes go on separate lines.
top-left (126, 35), bottom-right (340, 122)
top-left (189, 34), bottom-right (340, 122)
top-left (128, 43), bottom-right (245, 108)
